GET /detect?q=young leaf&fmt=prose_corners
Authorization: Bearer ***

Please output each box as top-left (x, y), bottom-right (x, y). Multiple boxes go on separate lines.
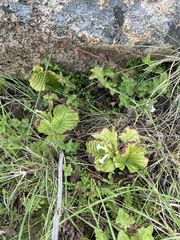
top-left (118, 230), bottom-right (130, 240)
top-left (116, 208), bottom-right (135, 231)
top-left (114, 143), bottom-right (148, 173)
top-left (51, 104), bottom-right (79, 134)
top-left (119, 127), bottom-right (140, 143)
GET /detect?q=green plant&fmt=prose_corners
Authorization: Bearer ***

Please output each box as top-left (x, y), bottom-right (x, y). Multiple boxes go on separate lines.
top-left (86, 127), bottom-right (148, 173)
top-left (116, 208), bottom-right (154, 240)
top-left (0, 113), bottom-right (32, 159)
top-left (0, 52), bottom-right (179, 239)
top-left (89, 54), bottom-right (173, 112)
top-left (35, 104), bottom-right (79, 152)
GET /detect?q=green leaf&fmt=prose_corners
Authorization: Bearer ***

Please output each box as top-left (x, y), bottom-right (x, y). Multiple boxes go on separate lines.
top-left (136, 226), bottom-right (154, 240)
top-left (130, 236), bottom-right (139, 240)
top-left (86, 128), bottom-right (118, 172)
top-left (29, 65), bottom-right (46, 91)
top-left (37, 119), bottom-right (53, 135)
top-left (119, 95), bottom-right (132, 108)
top-left (121, 75), bottom-right (136, 96)
top-left (142, 54), bottom-right (155, 67)
top-left (114, 143), bottom-right (148, 173)
top-left (136, 81), bottom-right (150, 98)
top-left (118, 230), bottom-right (130, 240)
top-left (86, 140), bottom-right (116, 172)
top-left (64, 140), bottom-right (79, 154)
top-left (119, 127), bottom-right (140, 143)
top-left (94, 228), bottom-right (108, 240)
top-left (89, 66), bottom-right (105, 84)
top-left (116, 208), bottom-right (135, 230)
top-left (94, 155), bottom-right (116, 172)
top-left (66, 94), bottom-right (78, 107)
top-left (62, 164), bottom-right (73, 177)
top-left (93, 128), bottom-right (118, 150)
top-left (51, 104), bottom-right (79, 134)
top-left (29, 65), bottom-right (60, 91)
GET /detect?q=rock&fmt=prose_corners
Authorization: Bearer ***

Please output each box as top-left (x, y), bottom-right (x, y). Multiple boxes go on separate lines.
top-left (0, 0), bottom-right (179, 77)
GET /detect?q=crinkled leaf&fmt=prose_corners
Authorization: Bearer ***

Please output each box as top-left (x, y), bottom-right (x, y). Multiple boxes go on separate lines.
top-left (119, 127), bottom-right (140, 143)
top-left (118, 230), bottom-right (130, 240)
top-left (52, 104), bottom-right (79, 134)
top-left (93, 128), bottom-right (118, 150)
top-left (116, 208), bottom-right (135, 230)
top-left (115, 143), bottom-right (148, 173)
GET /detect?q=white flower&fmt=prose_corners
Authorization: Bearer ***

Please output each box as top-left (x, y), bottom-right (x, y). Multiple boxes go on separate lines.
top-left (99, 154), bottom-right (108, 164)
top-left (150, 105), bottom-right (156, 113)
top-left (97, 143), bottom-right (106, 151)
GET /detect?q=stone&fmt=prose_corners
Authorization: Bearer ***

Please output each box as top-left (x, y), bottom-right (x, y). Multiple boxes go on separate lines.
top-left (0, 0), bottom-right (179, 77)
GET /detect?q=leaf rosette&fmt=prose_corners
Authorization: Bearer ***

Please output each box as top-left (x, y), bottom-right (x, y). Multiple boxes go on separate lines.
top-left (86, 127), bottom-right (148, 173)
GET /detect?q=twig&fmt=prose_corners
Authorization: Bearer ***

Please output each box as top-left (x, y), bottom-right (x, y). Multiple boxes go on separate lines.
top-left (52, 152), bottom-right (64, 240)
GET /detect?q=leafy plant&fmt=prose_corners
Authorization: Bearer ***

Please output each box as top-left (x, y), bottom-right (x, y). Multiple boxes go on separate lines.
top-left (35, 104), bottom-right (79, 151)
top-left (86, 127), bottom-right (148, 173)
top-left (0, 113), bottom-right (32, 159)
top-left (89, 55), bottom-right (172, 111)
top-left (116, 208), bottom-right (154, 240)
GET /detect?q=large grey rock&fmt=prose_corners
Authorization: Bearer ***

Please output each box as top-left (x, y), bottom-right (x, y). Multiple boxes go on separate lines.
top-left (0, 0), bottom-right (179, 77)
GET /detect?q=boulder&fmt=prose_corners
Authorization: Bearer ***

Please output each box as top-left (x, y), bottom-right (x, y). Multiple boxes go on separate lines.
top-left (0, 0), bottom-right (179, 77)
